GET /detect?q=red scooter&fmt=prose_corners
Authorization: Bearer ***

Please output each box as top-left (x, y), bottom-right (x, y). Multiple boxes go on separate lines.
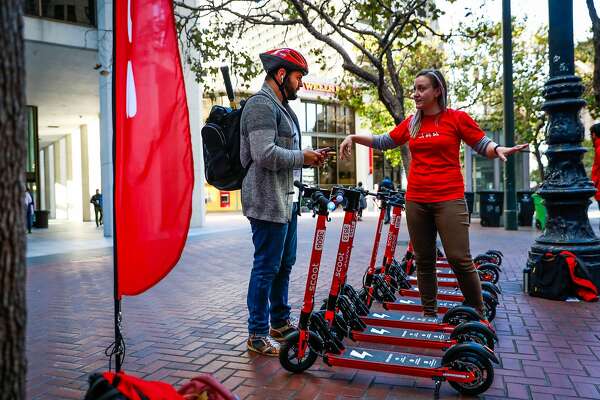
top-left (356, 192), bottom-right (499, 320)
top-left (401, 242), bottom-right (502, 284)
top-left (281, 187), bottom-right (498, 397)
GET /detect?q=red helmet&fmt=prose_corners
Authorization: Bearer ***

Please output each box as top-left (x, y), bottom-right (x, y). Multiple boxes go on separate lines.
top-left (259, 48), bottom-right (309, 76)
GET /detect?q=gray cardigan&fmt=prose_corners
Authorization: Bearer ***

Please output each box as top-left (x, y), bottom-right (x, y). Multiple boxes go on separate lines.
top-left (240, 83), bottom-right (304, 223)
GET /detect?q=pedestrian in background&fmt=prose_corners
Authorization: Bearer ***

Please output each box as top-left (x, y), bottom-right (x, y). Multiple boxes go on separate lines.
top-left (379, 176), bottom-right (395, 224)
top-left (357, 181), bottom-right (367, 221)
top-left (90, 189), bottom-right (103, 227)
top-left (25, 188), bottom-right (34, 234)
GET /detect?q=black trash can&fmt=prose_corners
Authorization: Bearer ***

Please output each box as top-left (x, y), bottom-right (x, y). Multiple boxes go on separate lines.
top-left (478, 190), bottom-right (504, 227)
top-left (464, 192), bottom-right (474, 222)
top-left (517, 191), bottom-right (535, 227)
top-left (34, 210), bottom-right (49, 228)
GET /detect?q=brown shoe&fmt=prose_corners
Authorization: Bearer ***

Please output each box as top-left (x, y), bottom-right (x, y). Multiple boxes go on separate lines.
top-left (269, 319), bottom-right (298, 342)
top-left (247, 335), bottom-right (280, 356)
top-left (423, 311), bottom-right (438, 322)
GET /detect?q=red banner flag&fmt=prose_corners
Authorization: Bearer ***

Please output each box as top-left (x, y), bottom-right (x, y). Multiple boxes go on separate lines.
top-left (114, 0), bottom-right (194, 297)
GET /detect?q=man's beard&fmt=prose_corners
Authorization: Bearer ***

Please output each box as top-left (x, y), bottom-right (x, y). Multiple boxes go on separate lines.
top-left (285, 81), bottom-right (298, 100)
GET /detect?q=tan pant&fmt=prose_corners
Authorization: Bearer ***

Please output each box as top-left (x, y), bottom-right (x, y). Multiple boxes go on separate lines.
top-left (405, 199), bottom-right (484, 317)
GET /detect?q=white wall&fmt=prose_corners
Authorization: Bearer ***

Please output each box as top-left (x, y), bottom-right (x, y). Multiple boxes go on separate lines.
top-left (69, 129), bottom-right (84, 221)
top-left (180, 0), bottom-right (206, 228)
top-left (355, 113), bottom-right (374, 193)
top-left (24, 16), bottom-right (98, 50)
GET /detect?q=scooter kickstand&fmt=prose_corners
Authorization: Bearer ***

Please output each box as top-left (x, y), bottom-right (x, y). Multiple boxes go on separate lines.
top-left (433, 377), bottom-right (444, 399)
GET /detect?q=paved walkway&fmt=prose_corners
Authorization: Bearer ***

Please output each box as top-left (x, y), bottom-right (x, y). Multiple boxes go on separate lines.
top-left (25, 210), bottom-right (600, 399)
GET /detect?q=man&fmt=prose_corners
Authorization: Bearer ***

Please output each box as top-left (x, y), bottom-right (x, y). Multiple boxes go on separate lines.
top-left (240, 48), bottom-right (326, 356)
top-left (591, 123), bottom-right (600, 230)
top-left (357, 182), bottom-right (367, 221)
top-left (379, 176), bottom-right (395, 224)
top-left (90, 189), bottom-right (103, 227)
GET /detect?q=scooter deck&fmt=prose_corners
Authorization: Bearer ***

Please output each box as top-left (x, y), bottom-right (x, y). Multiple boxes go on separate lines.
top-left (383, 297), bottom-right (461, 313)
top-left (351, 325), bottom-right (452, 349)
top-left (408, 275), bottom-right (459, 287)
top-left (325, 346), bottom-right (455, 379)
top-left (436, 268), bottom-right (456, 278)
top-left (400, 287), bottom-right (464, 302)
top-left (361, 310), bottom-right (453, 333)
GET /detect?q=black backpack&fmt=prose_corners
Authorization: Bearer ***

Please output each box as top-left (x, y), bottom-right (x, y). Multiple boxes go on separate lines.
top-left (525, 250), bottom-right (598, 301)
top-left (201, 94), bottom-right (279, 191)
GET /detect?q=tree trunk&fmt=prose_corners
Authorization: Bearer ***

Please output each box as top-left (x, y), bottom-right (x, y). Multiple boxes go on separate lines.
top-left (593, 24), bottom-right (600, 108)
top-left (388, 95), bottom-right (411, 177)
top-left (587, 0), bottom-right (600, 109)
top-left (0, 2), bottom-right (28, 400)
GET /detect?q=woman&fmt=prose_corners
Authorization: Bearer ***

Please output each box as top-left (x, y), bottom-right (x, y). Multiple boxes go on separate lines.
top-left (340, 69), bottom-right (527, 317)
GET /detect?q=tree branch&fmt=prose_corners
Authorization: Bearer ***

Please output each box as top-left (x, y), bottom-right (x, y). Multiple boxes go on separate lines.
top-left (293, 0), bottom-right (382, 69)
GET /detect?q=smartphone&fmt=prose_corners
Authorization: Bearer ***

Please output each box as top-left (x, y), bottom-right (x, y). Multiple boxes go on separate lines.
top-left (316, 146), bottom-right (335, 154)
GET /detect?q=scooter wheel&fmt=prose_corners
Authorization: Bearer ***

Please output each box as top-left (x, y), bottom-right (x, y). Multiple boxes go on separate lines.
top-left (481, 292), bottom-right (498, 322)
top-left (477, 263), bottom-right (500, 284)
top-left (446, 351), bottom-right (494, 395)
top-left (473, 254), bottom-right (496, 266)
top-left (331, 314), bottom-right (348, 341)
top-left (485, 305), bottom-right (496, 322)
top-left (279, 331), bottom-right (320, 373)
top-left (450, 322), bottom-right (496, 350)
top-left (442, 306), bottom-right (481, 326)
top-left (480, 281), bottom-right (501, 300)
top-left (485, 250), bottom-right (503, 266)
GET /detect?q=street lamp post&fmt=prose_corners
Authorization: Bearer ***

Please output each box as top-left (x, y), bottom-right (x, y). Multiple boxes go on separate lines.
top-left (527, 0), bottom-right (600, 286)
top-left (502, 0), bottom-right (517, 231)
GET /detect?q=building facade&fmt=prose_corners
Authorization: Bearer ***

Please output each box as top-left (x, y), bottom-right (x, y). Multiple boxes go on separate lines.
top-left (23, 0), bottom-right (206, 235)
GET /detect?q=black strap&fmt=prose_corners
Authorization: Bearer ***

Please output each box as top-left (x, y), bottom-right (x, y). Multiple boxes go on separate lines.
top-left (133, 387), bottom-right (150, 400)
top-left (243, 92), bottom-right (283, 172)
top-left (95, 389), bottom-right (124, 400)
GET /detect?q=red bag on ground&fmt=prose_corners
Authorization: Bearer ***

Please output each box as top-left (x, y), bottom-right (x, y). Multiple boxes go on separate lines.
top-left (561, 250), bottom-right (599, 302)
top-left (85, 371), bottom-right (238, 400)
top-left (177, 374), bottom-right (238, 400)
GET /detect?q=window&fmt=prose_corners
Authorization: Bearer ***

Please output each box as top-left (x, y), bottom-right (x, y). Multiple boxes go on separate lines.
top-left (293, 101), bottom-right (306, 132)
top-left (337, 138), bottom-right (356, 185)
top-left (316, 137), bottom-right (337, 186)
top-left (25, 106), bottom-right (40, 209)
top-left (327, 104), bottom-right (336, 133)
top-left (372, 149), bottom-right (402, 189)
top-left (296, 100), bottom-right (357, 186)
top-left (315, 104), bottom-right (326, 133)
top-left (306, 103), bottom-right (316, 133)
top-left (26, 0), bottom-right (96, 27)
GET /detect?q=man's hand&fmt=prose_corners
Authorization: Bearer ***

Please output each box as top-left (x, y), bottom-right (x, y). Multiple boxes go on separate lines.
top-left (303, 149), bottom-right (326, 167)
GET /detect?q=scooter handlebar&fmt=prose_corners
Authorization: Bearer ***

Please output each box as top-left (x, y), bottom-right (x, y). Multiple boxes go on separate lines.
top-left (294, 180), bottom-right (306, 190)
top-left (312, 192), bottom-right (330, 209)
top-left (327, 191), bottom-right (345, 211)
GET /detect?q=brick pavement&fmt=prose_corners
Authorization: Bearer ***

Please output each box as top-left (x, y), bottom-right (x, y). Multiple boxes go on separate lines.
top-left (25, 212), bottom-right (600, 399)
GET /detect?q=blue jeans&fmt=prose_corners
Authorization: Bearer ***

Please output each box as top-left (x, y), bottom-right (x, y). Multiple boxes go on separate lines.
top-left (247, 203), bottom-right (298, 336)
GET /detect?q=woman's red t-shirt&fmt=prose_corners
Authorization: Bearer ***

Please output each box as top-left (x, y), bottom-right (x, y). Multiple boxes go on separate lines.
top-left (389, 108), bottom-right (486, 203)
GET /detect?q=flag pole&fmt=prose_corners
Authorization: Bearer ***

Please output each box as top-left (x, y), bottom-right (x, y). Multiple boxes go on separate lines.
top-left (112, 1), bottom-right (124, 373)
